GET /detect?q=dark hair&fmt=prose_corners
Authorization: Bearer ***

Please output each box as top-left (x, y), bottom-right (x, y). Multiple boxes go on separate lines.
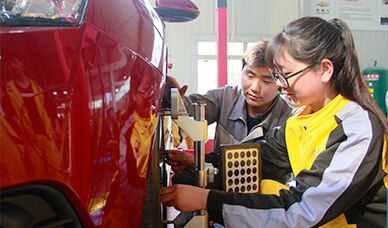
top-left (266, 16), bottom-right (388, 135)
top-left (242, 39), bottom-right (268, 69)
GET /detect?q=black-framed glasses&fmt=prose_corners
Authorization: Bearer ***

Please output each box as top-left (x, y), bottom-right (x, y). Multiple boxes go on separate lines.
top-left (269, 65), bottom-right (313, 88)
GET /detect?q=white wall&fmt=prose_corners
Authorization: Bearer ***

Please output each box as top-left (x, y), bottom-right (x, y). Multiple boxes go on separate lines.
top-left (353, 30), bottom-right (388, 70)
top-left (151, 0), bottom-right (388, 94)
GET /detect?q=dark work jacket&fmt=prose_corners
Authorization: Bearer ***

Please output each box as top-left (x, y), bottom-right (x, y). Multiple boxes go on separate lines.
top-left (183, 85), bottom-right (295, 168)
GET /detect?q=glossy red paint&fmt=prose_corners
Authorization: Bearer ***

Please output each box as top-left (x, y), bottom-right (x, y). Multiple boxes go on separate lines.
top-left (155, 0), bottom-right (200, 22)
top-left (156, 0), bottom-right (200, 14)
top-left (1, 0), bottom-right (166, 227)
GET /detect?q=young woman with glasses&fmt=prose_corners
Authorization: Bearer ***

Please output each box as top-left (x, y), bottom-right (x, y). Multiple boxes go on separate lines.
top-left (161, 17), bottom-right (387, 227)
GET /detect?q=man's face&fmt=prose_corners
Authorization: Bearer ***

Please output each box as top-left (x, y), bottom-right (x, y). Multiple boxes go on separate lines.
top-left (6, 57), bottom-right (24, 77)
top-left (241, 65), bottom-right (279, 114)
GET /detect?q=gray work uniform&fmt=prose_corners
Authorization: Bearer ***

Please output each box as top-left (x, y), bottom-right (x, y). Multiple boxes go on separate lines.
top-left (174, 85), bottom-right (294, 188)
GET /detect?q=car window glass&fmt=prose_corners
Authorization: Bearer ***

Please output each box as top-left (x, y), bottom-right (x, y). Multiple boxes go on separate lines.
top-left (0, 0), bottom-right (87, 26)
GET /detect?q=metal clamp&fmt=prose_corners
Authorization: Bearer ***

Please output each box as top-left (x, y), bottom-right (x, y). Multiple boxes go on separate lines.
top-left (170, 88), bottom-right (207, 141)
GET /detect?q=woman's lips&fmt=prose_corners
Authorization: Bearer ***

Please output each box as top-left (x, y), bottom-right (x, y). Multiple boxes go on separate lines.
top-left (284, 93), bottom-right (292, 100)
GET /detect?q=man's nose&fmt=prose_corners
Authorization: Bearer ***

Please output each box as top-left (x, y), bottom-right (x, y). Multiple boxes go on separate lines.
top-left (250, 79), bottom-right (261, 92)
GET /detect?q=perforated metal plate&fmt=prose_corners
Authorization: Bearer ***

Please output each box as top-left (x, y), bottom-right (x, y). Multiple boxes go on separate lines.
top-left (221, 144), bottom-right (261, 193)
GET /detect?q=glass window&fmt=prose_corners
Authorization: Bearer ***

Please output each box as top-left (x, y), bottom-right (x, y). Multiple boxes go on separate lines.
top-left (197, 58), bottom-right (242, 94)
top-left (227, 42), bottom-right (243, 56)
top-left (197, 59), bottom-right (217, 94)
top-left (198, 42), bottom-right (217, 55)
top-left (227, 59), bottom-right (243, 86)
top-left (0, 0), bottom-right (87, 26)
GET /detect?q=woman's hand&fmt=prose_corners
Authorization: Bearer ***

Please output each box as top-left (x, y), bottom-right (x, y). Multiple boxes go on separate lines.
top-left (160, 184), bottom-right (210, 212)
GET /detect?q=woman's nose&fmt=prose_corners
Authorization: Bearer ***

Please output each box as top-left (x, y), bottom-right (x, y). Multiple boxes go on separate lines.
top-left (275, 79), bottom-right (285, 88)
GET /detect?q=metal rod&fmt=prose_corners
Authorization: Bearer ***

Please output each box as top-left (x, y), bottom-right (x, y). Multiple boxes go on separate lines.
top-left (193, 102), bottom-right (206, 216)
top-left (159, 110), bottom-right (171, 228)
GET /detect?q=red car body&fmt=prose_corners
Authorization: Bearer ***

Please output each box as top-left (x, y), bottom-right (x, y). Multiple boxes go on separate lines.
top-left (0, 0), bottom-right (172, 227)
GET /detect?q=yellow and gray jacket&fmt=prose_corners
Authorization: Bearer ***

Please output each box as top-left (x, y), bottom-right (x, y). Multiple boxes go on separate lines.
top-left (207, 94), bottom-right (387, 227)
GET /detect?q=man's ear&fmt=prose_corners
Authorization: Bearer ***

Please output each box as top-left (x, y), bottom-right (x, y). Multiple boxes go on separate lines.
top-left (320, 59), bottom-right (334, 83)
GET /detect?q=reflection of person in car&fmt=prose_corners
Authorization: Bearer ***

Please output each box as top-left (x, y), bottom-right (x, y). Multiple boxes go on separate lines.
top-left (102, 74), bottom-right (158, 227)
top-left (1, 55), bottom-right (61, 179)
top-left (96, 107), bottom-right (121, 159)
top-left (0, 87), bottom-right (29, 184)
top-left (122, 77), bottom-right (156, 180)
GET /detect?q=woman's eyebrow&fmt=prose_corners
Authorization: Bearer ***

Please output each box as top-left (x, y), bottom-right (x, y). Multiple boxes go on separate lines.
top-left (274, 63), bottom-right (284, 70)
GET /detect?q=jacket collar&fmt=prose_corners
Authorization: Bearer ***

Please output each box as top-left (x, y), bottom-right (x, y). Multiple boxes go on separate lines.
top-left (229, 90), bottom-right (247, 121)
top-left (229, 94), bottom-right (283, 141)
top-left (229, 92), bottom-right (280, 122)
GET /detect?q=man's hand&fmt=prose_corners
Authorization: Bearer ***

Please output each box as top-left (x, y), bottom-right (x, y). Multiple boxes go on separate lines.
top-left (163, 149), bottom-right (194, 173)
top-left (163, 76), bottom-right (188, 106)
